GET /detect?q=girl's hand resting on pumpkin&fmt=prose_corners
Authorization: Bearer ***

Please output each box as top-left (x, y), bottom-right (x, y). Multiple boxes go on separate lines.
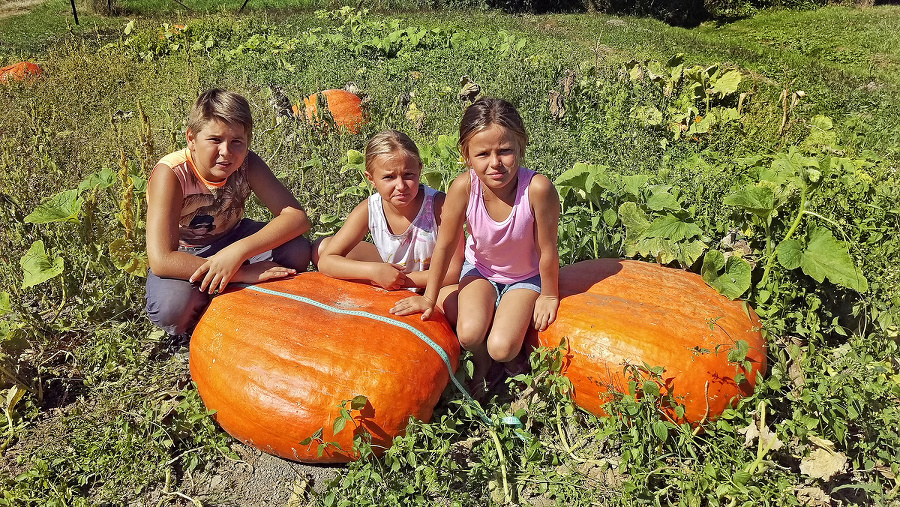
top-left (533, 294), bottom-right (559, 332)
top-left (372, 263), bottom-right (411, 291)
top-left (390, 294), bottom-right (436, 320)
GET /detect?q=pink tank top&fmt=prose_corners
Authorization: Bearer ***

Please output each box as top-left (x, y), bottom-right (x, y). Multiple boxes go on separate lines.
top-left (464, 168), bottom-right (540, 284)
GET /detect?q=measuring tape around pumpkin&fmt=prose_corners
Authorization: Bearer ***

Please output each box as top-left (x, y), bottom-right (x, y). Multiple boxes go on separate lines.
top-left (237, 283), bottom-right (525, 438)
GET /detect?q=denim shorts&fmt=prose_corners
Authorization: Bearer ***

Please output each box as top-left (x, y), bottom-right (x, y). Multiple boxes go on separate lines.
top-left (460, 260), bottom-right (541, 308)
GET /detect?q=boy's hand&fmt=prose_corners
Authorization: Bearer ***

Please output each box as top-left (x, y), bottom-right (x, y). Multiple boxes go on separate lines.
top-left (190, 246), bottom-right (246, 294)
top-left (372, 263), bottom-right (411, 291)
top-left (234, 261), bottom-right (296, 284)
top-left (390, 295), bottom-right (436, 320)
top-left (533, 294), bottom-right (559, 332)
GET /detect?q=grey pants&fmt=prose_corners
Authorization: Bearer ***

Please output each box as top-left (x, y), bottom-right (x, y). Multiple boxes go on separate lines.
top-left (145, 219), bottom-right (312, 335)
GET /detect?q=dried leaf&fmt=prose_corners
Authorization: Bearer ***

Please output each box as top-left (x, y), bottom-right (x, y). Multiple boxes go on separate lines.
top-left (738, 420), bottom-right (783, 452)
top-left (800, 448), bottom-right (847, 481)
top-left (796, 486), bottom-right (832, 506)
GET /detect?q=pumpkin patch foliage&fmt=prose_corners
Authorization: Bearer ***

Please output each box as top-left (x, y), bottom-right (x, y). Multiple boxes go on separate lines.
top-left (1, 2), bottom-right (899, 505)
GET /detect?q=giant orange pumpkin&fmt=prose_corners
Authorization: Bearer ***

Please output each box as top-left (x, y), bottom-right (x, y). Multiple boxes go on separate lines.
top-left (190, 273), bottom-right (459, 463)
top-left (532, 259), bottom-right (767, 424)
top-left (293, 89), bottom-right (367, 133)
top-left (0, 62), bottom-right (42, 83)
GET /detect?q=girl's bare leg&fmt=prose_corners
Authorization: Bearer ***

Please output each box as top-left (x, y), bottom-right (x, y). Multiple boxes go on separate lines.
top-left (455, 276), bottom-right (497, 390)
top-left (436, 284), bottom-right (459, 328)
top-left (488, 288), bottom-right (540, 363)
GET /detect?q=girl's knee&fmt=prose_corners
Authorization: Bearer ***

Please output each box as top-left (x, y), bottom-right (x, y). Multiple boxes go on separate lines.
top-left (456, 321), bottom-right (487, 350)
top-left (487, 339), bottom-right (521, 363)
top-left (457, 331), bottom-right (483, 351)
top-left (311, 236), bottom-right (329, 267)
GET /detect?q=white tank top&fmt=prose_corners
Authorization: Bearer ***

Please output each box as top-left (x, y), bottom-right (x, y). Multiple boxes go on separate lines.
top-left (368, 185), bottom-right (439, 274)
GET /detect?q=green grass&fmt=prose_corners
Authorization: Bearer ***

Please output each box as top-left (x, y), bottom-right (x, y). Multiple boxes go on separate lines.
top-left (1, 1), bottom-right (899, 505)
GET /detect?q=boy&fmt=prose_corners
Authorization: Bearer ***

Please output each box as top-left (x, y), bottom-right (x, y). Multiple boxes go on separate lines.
top-left (145, 89), bottom-right (312, 339)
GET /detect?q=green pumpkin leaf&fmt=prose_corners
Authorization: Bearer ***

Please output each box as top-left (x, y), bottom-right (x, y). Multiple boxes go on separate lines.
top-left (644, 215), bottom-right (702, 241)
top-left (723, 186), bottom-right (775, 216)
top-left (618, 202), bottom-right (650, 237)
top-left (0, 292), bottom-right (10, 316)
top-left (776, 239), bottom-right (803, 270)
top-left (678, 239), bottom-right (709, 267)
top-left (621, 175), bottom-right (649, 199)
top-left (342, 149), bottom-right (365, 174)
top-left (799, 227), bottom-right (868, 292)
top-left (702, 250), bottom-right (752, 300)
top-left (21, 241), bottom-right (64, 288)
top-left (620, 202), bottom-right (650, 258)
top-left (78, 167), bottom-right (117, 192)
top-left (646, 191), bottom-right (681, 212)
top-left (702, 249), bottom-right (726, 273)
top-left (555, 163), bottom-right (591, 200)
top-left (631, 105), bottom-right (663, 126)
top-left (710, 69), bottom-right (742, 97)
top-left (636, 237), bottom-right (678, 264)
top-left (24, 189), bottom-right (82, 224)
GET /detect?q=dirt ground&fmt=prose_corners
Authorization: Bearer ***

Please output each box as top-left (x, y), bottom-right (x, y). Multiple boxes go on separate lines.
top-left (0, 0), bottom-right (44, 19)
top-left (184, 442), bottom-right (342, 506)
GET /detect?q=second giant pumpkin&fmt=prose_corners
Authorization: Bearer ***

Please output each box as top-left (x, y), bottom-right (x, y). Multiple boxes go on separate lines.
top-left (294, 88), bottom-right (367, 133)
top-left (0, 62), bottom-right (42, 83)
top-left (190, 273), bottom-right (459, 463)
top-left (533, 259), bottom-right (767, 424)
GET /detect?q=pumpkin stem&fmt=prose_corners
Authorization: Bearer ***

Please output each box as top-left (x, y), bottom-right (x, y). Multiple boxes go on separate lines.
top-left (488, 427), bottom-right (512, 504)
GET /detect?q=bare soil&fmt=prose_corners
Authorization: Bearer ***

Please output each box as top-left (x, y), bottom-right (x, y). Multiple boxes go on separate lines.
top-left (0, 0), bottom-right (43, 19)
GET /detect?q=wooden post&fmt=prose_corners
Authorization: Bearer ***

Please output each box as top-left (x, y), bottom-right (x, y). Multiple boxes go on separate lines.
top-left (239, 0), bottom-right (250, 12)
top-left (70, 0), bottom-right (79, 24)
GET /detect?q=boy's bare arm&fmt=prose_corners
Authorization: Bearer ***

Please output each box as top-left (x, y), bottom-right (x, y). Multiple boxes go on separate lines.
top-left (221, 152), bottom-right (311, 261)
top-left (145, 164), bottom-right (210, 279)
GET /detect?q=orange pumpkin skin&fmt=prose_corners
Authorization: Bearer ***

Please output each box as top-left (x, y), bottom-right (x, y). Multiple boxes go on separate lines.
top-left (190, 273), bottom-right (459, 463)
top-left (0, 62), bottom-right (42, 83)
top-left (294, 89), bottom-right (367, 133)
top-left (533, 259), bottom-right (767, 424)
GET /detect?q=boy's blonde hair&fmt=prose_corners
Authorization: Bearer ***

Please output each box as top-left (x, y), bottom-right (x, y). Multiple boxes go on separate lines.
top-left (364, 130), bottom-right (422, 174)
top-left (187, 89), bottom-right (254, 141)
top-left (458, 97), bottom-right (528, 165)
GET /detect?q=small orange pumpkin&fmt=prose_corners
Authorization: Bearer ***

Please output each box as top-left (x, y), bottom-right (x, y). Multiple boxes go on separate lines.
top-left (190, 273), bottom-right (459, 463)
top-left (0, 62), bottom-right (42, 83)
top-left (293, 88), bottom-right (367, 133)
top-left (532, 259), bottom-right (767, 424)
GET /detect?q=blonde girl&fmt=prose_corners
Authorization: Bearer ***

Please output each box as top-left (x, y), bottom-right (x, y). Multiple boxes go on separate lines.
top-left (316, 130), bottom-right (464, 317)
